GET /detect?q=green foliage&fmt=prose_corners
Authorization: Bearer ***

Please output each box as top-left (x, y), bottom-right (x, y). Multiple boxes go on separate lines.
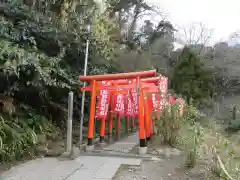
top-left (0, 39), bottom-right (75, 89)
top-left (182, 103), bottom-right (200, 123)
top-left (172, 47), bottom-right (213, 105)
top-left (0, 111), bottom-right (58, 163)
top-left (0, 0), bottom-right (120, 164)
top-left (206, 126), bottom-right (240, 180)
top-left (154, 102), bottom-right (205, 168)
top-left (182, 123), bottom-right (204, 168)
top-left (176, 104), bottom-right (204, 168)
top-left (154, 102), bottom-right (184, 145)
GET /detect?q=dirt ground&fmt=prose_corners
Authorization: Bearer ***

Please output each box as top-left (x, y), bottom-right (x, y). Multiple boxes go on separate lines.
top-left (113, 157), bottom-right (217, 180)
top-left (113, 145), bottom-right (217, 180)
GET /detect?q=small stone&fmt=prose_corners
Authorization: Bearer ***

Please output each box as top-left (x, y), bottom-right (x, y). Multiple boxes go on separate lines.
top-left (142, 176), bottom-right (147, 179)
top-left (128, 168), bottom-right (133, 172)
top-left (46, 149), bottom-right (62, 157)
top-left (156, 149), bottom-right (164, 155)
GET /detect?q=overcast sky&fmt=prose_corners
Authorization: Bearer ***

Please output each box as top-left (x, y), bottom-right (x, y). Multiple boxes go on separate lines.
top-left (146, 0), bottom-right (240, 44)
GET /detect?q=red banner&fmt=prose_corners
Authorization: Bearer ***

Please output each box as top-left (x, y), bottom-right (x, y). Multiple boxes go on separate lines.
top-left (159, 76), bottom-right (168, 94)
top-left (169, 95), bottom-right (177, 104)
top-left (125, 96), bottom-right (134, 117)
top-left (130, 88), bottom-right (138, 116)
top-left (149, 93), bottom-right (162, 112)
top-left (125, 79), bottom-right (138, 116)
top-left (96, 81), bottom-right (111, 119)
top-left (112, 89), bottom-right (126, 115)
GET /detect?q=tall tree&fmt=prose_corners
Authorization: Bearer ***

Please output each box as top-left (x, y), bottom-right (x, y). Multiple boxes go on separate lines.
top-left (172, 47), bottom-right (213, 105)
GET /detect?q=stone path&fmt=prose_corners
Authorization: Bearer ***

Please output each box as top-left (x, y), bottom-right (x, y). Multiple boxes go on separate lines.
top-left (0, 133), bottom-right (140, 180)
top-left (103, 133), bottom-right (138, 153)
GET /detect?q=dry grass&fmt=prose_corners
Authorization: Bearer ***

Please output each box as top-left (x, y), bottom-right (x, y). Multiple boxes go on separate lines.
top-left (198, 119), bottom-right (240, 179)
top-left (152, 102), bottom-right (240, 179)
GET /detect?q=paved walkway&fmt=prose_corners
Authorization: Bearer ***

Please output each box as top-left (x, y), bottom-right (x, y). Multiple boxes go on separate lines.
top-left (1, 133), bottom-right (140, 180)
top-left (103, 133), bottom-right (138, 153)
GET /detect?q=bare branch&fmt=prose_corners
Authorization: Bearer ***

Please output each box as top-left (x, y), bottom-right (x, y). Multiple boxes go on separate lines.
top-left (176, 22), bottom-right (213, 47)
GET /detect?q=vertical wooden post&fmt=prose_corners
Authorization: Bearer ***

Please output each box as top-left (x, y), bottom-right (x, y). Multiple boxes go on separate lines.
top-left (137, 77), bottom-right (146, 147)
top-left (108, 113), bottom-right (113, 141)
top-left (233, 105), bottom-right (236, 120)
top-left (131, 117), bottom-right (135, 131)
top-left (125, 117), bottom-right (129, 134)
top-left (149, 117), bottom-right (153, 138)
top-left (116, 114), bottom-right (121, 139)
top-left (108, 98), bottom-right (113, 142)
top-left (87, 80), bottom-right (97, 146)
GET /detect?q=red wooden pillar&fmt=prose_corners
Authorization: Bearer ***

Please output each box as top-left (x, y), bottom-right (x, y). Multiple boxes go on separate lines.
top-left (144, 94), bottom-right (151, 141)
top-left (137, 77), bottom-right (146, 147)
top-left (87, 80), bottom-right (97, 146)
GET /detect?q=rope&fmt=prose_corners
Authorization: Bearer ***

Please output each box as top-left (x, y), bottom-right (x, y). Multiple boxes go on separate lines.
top-left (211, 147), bottom-right (235, 180)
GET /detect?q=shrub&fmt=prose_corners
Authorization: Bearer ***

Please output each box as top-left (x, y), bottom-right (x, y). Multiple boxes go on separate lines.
top-left (0, 111), bottom-right (58, 163)
top-left (176, 104), bottom-right (204, 168)
top-left (153, 102), bottom-right (204, 168)
top-left (154, 102), bottom-right (184, 145)
top-left (172, 47), bottom-right (213, 105)
top-left (181, 123), bottom-right (204, 168)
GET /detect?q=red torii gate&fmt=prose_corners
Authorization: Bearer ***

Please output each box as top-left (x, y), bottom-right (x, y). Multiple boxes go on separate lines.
top-left (81, 76), bottom-right (161, 141)
top-left (79, 70), bottom-right (157, 151)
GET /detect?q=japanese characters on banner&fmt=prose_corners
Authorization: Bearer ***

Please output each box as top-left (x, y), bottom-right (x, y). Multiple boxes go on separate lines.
top-left (95, 76), bottom-right (170, 118)
top-left (112, 89), bottom-right (125, 115)
top-left (150, 93), bottom-right (162, 112)
top-left (159, 76), bottom-right (169, 108)
top-left (126, 95), bottom-right (134, 117)
top-left (96, 81), bottom-right (111, 120)
top-left (130, 88), bottom-right (138, 116)
top-left (124, 79), bottom-right (138, 117)
top-left (159, 76), bottom-right (168, 94)
top-left (148, 76), bottom-right (168, 112)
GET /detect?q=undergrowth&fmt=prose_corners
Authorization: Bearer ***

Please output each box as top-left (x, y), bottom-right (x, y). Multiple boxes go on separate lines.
top-left (202, 119), bottom-right (240, 179)
top-left (0, 109), bottom-right (59, 163)
top-left (154, 101), bottom-right (240, 179)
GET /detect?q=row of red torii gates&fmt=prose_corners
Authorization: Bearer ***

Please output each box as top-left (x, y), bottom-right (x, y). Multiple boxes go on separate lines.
top-left (79, 69), bottom-right (184, 153)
